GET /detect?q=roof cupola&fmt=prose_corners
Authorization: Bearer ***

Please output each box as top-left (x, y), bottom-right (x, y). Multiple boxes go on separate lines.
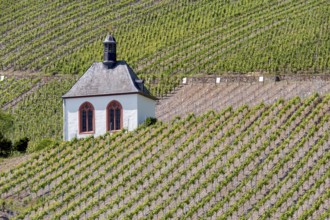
top-left (103, 33), bottom-right (116, 68)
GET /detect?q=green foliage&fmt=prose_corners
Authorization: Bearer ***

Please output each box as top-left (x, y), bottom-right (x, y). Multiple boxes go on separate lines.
top-left (1, 0), bottom-right (329, 88)
top-left (0, 111), bottom-right (14, 157)
top-left (6, 76), bottom-right (77, 146)
top-left (0, 95), bottom-right (329, 219)
top-left (0, 76), bottom-right (41, 107)
top-left (0, 132), bottom-right (12, 157)
top-left (1, 0), bottom-right (330, 216)
top-left (144, 117), bottom-right (157, 127)
top-left (140, 73), bottom-right (182, 97)
top-left (0, 110), bottom-right (14, 134)
top-left (33, 138), bottom-right (57, 152)
top-left (2, 0), bottom-right (330, 146)
top-left (13, 137), bottom-right (29, 153)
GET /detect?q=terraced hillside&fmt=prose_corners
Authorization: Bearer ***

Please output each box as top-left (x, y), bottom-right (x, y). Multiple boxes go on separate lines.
top-left (0, 75), bottom-right (42, 109)
top-left (2, 74), bottom-right (330, 148)
top-left (1, 75), bottom-right (78, 147)
top-left (1, 0), bottom-right (329, 81)
top-left (1, 94), bottom-right (329, 219)
top-left (0, 73), bottom-right (173, 147)
top-left (157, 76), bottom-right (330, 121)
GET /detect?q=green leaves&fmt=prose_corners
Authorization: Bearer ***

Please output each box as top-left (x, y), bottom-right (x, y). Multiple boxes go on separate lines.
top-left (0, 110), bottom-right (14, 133)
top-left (1, 95), bottom-right (330, 219)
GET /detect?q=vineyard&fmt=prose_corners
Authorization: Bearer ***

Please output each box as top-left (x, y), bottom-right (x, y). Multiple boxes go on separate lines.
top-left (1, 94), bottom-right (329, 219)
top-left (157, 76), bottom-right (330, 121)
top-left (1, 0), bottom-right (330, 218)
top-left (1, 75), bottom-right (78, 147)
top-left (2, 74), bottom-right (330, 148)
top-left (0, 73), bottom-right (178, 147)
top-left (0, 75), bottom-right (41, 109)
top-left (1, 0), bottom-right (329, 83)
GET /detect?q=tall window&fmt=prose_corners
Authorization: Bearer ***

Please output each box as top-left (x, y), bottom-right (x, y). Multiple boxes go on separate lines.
top-left (79, 102), bottom-right (94, 133)
top-left (107, 101), bottom-right (122, 131)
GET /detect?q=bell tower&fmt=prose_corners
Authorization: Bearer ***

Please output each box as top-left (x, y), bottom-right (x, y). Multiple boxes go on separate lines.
top-left (103, 33), bottom-right (116, 68)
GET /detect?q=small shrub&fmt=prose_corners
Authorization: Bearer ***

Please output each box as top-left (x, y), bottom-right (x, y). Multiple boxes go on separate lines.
top-left (34, 139), bottom-right (57, 151)
top-left (70, 137), bottom-right (79, 144)
top-left (14, 137), bottom-right (29, 153)
top-left (0, 132), bottom-right (12, 157)
top-left (144, 117), bottom-right (157, 127)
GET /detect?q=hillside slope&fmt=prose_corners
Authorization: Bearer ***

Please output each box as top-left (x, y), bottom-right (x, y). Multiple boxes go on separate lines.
top-left (157, 76), bottom-right (330, 121)
top-left (3, 74), bottom-right (330, 148)
top-left (1, 75), bottom-right (78, 147)
top-left (0, 73), bottom-right (175, 147)
top-left (1, 94), bottom-right (329, 219)
top-left (1, 0), bottom-right (329, 79)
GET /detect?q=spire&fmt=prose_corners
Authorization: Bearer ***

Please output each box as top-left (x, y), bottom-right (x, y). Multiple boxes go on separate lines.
top-left (103, 33), bottom-right (116, 68)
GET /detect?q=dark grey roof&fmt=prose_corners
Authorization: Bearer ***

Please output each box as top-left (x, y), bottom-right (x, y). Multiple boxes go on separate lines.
top-left (104, 34), bottom-right (116, 43)
top-left (62, 61), bottom-right (157, 100)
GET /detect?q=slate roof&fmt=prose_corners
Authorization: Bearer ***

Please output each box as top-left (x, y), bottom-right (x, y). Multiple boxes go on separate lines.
top-left (62, 61), bottom-right (157, 100)
top-left (104, 34), bottom-right (116, 43)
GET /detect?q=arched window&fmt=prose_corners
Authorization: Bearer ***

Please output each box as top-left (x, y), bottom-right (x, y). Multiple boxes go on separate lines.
top-left (107, 100), bottom-right (122, 131)
top-left (79, 102), bottom-right (94, 133)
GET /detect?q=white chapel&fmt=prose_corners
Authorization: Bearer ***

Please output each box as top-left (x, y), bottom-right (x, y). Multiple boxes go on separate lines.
top-left (62, 34), bottom-right (157, 141)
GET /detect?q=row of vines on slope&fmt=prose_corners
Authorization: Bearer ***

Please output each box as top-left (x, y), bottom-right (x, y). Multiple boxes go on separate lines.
top-left (0, 94), bottom-right (329, 219)
top-left (1, 0), bottom-right (329, 87)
